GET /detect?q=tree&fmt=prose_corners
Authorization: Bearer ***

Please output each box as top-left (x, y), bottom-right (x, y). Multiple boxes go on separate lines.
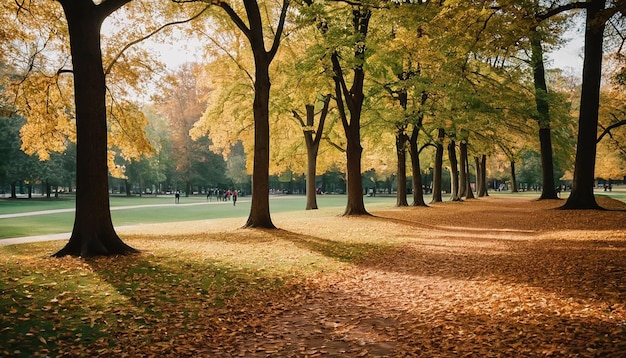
top-left (292, 95), bottom-right (332, 210)
top-left (561, 0), bottom-right (608, 209)
top-left (210, 0), bottom-right (290, 228)
top-left (329, 4), bottom-right (372, 216)
top-left (52, 0), bottom-right (138, 257)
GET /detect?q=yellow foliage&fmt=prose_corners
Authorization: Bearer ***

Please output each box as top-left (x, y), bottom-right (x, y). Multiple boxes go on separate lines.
top-left (13, 74), bottom-right (75, 161)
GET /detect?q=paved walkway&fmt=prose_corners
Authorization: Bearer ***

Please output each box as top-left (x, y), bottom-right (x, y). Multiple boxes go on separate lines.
top-left (0, 201), bottom-right (225, 219)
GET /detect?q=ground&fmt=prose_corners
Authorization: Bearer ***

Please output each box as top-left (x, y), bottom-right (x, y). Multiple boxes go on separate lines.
top-left (1, 196), bottom-right (626, 357)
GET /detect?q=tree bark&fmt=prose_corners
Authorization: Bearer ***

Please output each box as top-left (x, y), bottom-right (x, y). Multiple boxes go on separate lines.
top-left (530, 28), bottom-right (558, 200)
top-left (431, 128), bottom-right (444, 203)
top-left (562, 0), bottom-right (605, 210)
top-left (408, 126), bottom-right (426, 206)
top-left (395, 126), bottom-right (409, 207)
top-left (448, 140), bottom-right (461, 201)
top-left (244, 60), bottom-right (275, 226)
top-left (458, 141), bottom-right (468, 198)
top-left (510, 161), bottom-right (518, 193)
top-left (54, 0), bottom-right (137, 258)
top-left (478, 154), bottom-right (488, 197)
top-left (462, 142), bottom-right (475, 199)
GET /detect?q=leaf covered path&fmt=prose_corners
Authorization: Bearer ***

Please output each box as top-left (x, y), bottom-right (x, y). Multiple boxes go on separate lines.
top-left (2, 197), bottom-right (626, 357)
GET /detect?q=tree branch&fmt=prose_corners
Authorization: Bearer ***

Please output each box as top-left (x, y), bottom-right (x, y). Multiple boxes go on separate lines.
top-left (535, 2), bottom-right (589, 21)
top-left (269, 0), bottom-right (290, 61)
top-left (217, 1), bottom-right (252, 43)
top-left (97, 0), bottom-right (133, 21)
top-left (104, 5), bottom-right (211, 76)
top-left (314, 94), bottom-right (331, 146)
top-left (597, 115), bottom-right (626, 143)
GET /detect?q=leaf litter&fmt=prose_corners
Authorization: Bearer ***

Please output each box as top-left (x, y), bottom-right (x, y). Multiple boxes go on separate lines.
top-left (1, 196), bottom-right (626, 357)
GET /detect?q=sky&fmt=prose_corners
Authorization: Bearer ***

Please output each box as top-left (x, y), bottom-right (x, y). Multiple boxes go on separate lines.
top-left (545, 24), bottom-right (585, 73)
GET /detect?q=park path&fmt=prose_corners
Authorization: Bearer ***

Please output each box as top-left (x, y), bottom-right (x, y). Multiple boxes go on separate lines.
top-left (0, 200), bottom-right (229, 219)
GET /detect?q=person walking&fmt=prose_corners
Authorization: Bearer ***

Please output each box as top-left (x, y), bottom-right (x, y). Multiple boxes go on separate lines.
top-left (232, 189), bottom-right (238, 206)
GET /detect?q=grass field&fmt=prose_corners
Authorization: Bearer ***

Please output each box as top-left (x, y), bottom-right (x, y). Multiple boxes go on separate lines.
top-left (0, 194), bottom-right (394, 240)
top-left (1, 188), bottom-right (625, 240)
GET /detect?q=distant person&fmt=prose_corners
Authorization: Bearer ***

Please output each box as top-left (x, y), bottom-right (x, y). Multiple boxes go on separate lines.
top-left (233, 189), bottom-right (238, 206)
top-left (175, 191), bottom-right (180, 204)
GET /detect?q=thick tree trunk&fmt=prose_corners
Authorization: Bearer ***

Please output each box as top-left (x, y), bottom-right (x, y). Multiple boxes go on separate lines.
top-left (54, 0), bottom-right (137, 257)
top-left (431, 128), bottom-right (444, 203)
top-left (344, 123), bottom-right (367, 215)
top-left (305, 147), bottom-right (319, 210)
top-left (408, 126), bottom-right (426, 206)
top-left (562, 0), bottom-right (605, 210)
top-left (448, 140), bottom-right (461, 201)
top-left (530, 29), bottom-right (558, 200)
top-left (245, 61), bottom-right (275, 227)
top-left (478, 155), bottom-right (488, 197)
top-left (395, 127), bottom-right (409, 207)
top-left (10, 182), bottom-right (17, 199)
top-left (511, 161), bottom-right (518, 193)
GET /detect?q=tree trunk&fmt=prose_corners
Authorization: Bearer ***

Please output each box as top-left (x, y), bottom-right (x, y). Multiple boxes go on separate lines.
top-left (530, 28), bottom-right (558, 200)
top-left (10, 182), bottom-right (17, 199)
top-left (459, 141), bottom-right (468, 198)
top-left (475, 157), bottom-right (483, 197)
top-left (245, 57), bottom-right (275, 226)
top-left (431, 128), bottom-right (444, 203)
top-left (562, 0), bottom-right (605, 210)
top-left (344, 121), bottom-right (367, 215)
top-left (305, 144), bottom-right (319, 210)
top-left (478, 154), bottom-right (488, 197)
top-left (511, 161), bottom-right (518, 193)
top-left (125, 179), bottom-right (131, 196)
top-left (463, 144), bottom-right (475, 199)
top-left (408, 126), bottom-right (426, 206)
top-left (448, 140), bottom-right (461, 201)
top-left (54, 0), bottom-right (137, 257)
top-left (395, 126), bottom-right (409, 207)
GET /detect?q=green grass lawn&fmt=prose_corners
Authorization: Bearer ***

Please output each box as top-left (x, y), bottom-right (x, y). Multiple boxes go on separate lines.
top-left (1, 188), bottom-right (624, 240)
top-left (0, 194), bottom-right (396, 240)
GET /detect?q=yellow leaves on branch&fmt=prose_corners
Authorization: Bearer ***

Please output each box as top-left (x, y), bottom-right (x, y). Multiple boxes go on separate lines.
top-left (15, 74), bottom-right (75, 161)
top-left (108, 99), bottom-right (153, 160)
